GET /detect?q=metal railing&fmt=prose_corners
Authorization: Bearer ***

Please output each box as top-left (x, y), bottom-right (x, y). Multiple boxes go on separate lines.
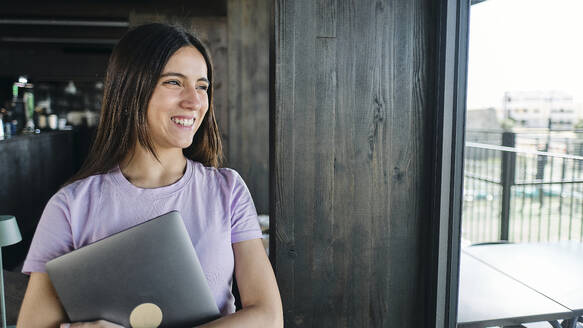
top-left (462, 131), bottom-right (583, 243)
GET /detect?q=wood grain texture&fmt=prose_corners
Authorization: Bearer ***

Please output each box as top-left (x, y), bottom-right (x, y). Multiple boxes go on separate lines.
top-left (190, 17), bottom-right (229, 156)
top-left (227, 0), bottom-right (270, 214)
top-left (272, 0), bottom-right (297, 324)
top-left (273, 0), bottom-right (437, 326)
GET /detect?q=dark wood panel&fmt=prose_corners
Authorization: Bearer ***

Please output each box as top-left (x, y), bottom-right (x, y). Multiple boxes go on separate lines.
top-left (272, 0), bottom-right (298, 324)
top-left (273, 0), bottom-right (438, 326)
top-left (289, 1), bottom-right (317, 326)
top-left (0, 25), bottom-right (128, 39)
top-left (227, 0), bottom-right (270, 214)
top-left (0, 1), bottom-right (227, 18)
top-left (191, 18), bottom-right (229, 163)
top-left (0, 49), bottom-right (110, 81)
top-left (0, 132), bottom-right (76, 270)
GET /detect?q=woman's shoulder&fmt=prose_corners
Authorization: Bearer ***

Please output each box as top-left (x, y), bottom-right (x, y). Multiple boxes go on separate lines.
top-left (56, 170), bottom-right (117, 202)
top-left (189, 160), bottom-right (245, 189)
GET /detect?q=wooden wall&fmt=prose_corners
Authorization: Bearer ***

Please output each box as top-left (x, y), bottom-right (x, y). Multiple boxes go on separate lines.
top-left (226, 0), bottom-right (270, 214)
top-left (272, 0), bottom-right (437, 326)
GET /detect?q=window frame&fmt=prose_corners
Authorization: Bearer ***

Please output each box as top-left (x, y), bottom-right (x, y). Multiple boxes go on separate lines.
top-left (429, 0), bottom-right (470, 327)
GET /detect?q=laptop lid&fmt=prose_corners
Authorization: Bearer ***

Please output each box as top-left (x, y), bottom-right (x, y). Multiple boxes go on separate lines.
top-left (46, 211), bottom-right (221, 328)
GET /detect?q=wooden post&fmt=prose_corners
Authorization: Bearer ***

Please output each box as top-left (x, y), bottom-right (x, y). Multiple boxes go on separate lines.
top-left (272, 0), bottom-right (439, 326)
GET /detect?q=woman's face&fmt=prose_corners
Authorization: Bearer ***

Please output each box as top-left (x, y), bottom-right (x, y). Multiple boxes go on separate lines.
top-left (146, 46), bottom-right (210, 152)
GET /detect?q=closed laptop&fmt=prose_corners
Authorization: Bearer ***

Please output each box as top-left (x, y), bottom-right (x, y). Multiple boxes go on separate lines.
top-left (46, 211), bottom-right (221, 328)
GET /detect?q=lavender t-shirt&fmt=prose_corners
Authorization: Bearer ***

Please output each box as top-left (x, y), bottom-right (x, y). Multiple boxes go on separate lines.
top-left (22, 159), bottom-right (262, 315)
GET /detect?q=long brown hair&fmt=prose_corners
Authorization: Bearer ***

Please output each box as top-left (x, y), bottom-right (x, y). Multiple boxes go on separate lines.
top-left (67, 23), bottom-right (223, 185)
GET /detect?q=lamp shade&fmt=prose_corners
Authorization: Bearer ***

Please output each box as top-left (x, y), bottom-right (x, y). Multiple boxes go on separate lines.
top-left (0, 215), bottom-right (21, 247)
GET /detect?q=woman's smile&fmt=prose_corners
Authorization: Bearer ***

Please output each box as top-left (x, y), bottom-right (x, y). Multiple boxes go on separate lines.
top-left (171, 116), bottom-right (196, 128)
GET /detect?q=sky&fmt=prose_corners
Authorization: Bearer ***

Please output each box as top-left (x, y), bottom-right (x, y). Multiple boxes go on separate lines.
top-left (466, 0), bottom-right (583, 109)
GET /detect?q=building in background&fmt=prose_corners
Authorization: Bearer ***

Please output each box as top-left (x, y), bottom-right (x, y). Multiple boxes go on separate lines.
top-left (503, 90), bottom-right (576, 130)
top-left (466, 107), bottom-right (502, 130)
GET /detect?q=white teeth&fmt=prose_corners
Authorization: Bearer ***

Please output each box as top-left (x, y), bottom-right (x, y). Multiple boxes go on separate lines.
top-left (172, 117), bottom-right (194, 126)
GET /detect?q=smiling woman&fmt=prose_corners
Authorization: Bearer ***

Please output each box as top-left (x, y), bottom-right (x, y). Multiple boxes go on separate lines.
top-left (66, 23), bottom-right (223, 182)
top-left (147, 47), bottom-right (210, 156)
top-left (16, 23), bottom-right (282, 328)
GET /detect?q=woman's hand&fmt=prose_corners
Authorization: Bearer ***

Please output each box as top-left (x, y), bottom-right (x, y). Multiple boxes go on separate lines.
top-left (60, 320), bottom-right (124, 328)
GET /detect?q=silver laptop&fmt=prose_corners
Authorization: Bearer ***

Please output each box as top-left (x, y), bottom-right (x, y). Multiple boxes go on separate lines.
top-left (46, 211), bottom-right (221, 328)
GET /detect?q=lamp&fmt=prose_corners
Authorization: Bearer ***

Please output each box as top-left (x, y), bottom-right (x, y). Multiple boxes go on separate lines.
top-left (0, 216), bottom-right (21, 328)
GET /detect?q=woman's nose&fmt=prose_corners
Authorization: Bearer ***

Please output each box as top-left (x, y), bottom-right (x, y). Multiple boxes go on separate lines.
top-left (180, 86), bottom-right (203, 110)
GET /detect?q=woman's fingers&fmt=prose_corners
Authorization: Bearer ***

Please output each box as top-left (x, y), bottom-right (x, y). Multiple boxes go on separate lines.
top-left (62, 320), bottom-right (124, 328)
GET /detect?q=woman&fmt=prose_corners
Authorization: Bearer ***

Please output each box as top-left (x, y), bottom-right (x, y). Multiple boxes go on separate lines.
top-left (17, 23), bottom-right (282, 328)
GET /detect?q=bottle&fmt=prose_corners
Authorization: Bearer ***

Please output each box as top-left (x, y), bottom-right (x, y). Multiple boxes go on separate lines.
top-left (11, 76), bottom-right (35, 134)
top-left (48, 114), bottom-right (58, 130)
top-left (11, 99), bottom-right (24, 133)
top-left (38, 107), bottom-right (47, 131)
top-left (0, 112), bottom-right (5, 139)
top-left (22, 90), bottom-right (35, 133)
top-left (1, 108), bottom-right (12, 138)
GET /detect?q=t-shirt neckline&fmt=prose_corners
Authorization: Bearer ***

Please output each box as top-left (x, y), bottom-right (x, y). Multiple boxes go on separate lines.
top-left (110, 159), bottom-right (194, 198)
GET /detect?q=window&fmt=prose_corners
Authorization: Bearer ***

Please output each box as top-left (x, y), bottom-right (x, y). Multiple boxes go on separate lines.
top-left (459, 0), bottom-right (583, 326)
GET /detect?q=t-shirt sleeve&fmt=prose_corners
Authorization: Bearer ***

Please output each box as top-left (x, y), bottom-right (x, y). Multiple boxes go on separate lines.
top-left (22, 190), bottom-right (74, 275)
top-left (229, 171), bottom-right (262, 244)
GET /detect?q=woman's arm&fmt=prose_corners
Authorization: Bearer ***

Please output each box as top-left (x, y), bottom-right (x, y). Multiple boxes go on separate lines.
top-left (17, 273), bottom-right (121, 328)
top-left (198, 238), bottom-right (283, 328)
top-left (17, 272), bottom-right (68, 328)
top-left (17, 239), bottom-right (282, 328)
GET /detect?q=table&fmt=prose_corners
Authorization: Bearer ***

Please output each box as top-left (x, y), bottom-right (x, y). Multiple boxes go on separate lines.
top-left (457, 252), bottom-right (574, 328)
top-left (464, 241), bottom-right (583, 317)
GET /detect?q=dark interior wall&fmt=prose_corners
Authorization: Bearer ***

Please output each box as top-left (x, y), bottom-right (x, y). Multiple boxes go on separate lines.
top-left (0, 1), bottom-right (227, 90)
top-left (0, 132), bottom-right (76, 269)
top-left (272, 0), bottom-right (437, 326)
top-left (0, 1), bottom-right (226, 18)
top-left (227, 0), bottom-right (270, 214)
top-left (0, 0), bottom-right (227, 84)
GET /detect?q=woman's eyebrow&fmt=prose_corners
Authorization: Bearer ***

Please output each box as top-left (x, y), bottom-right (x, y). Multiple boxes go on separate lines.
top-left (160, 72), bottom-right (210, 84)
top-left (160, 72), bottom-right (185, 78)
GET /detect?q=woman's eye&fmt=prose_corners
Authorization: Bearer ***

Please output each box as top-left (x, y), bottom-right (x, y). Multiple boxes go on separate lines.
top-left (164, 80), bottom-right (181, 86)
top-left (197, 85), bottom-right (209, 92)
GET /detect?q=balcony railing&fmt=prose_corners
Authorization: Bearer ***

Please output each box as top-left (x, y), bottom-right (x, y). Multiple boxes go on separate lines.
top-left (463, 131), bottom-right (583, 243)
